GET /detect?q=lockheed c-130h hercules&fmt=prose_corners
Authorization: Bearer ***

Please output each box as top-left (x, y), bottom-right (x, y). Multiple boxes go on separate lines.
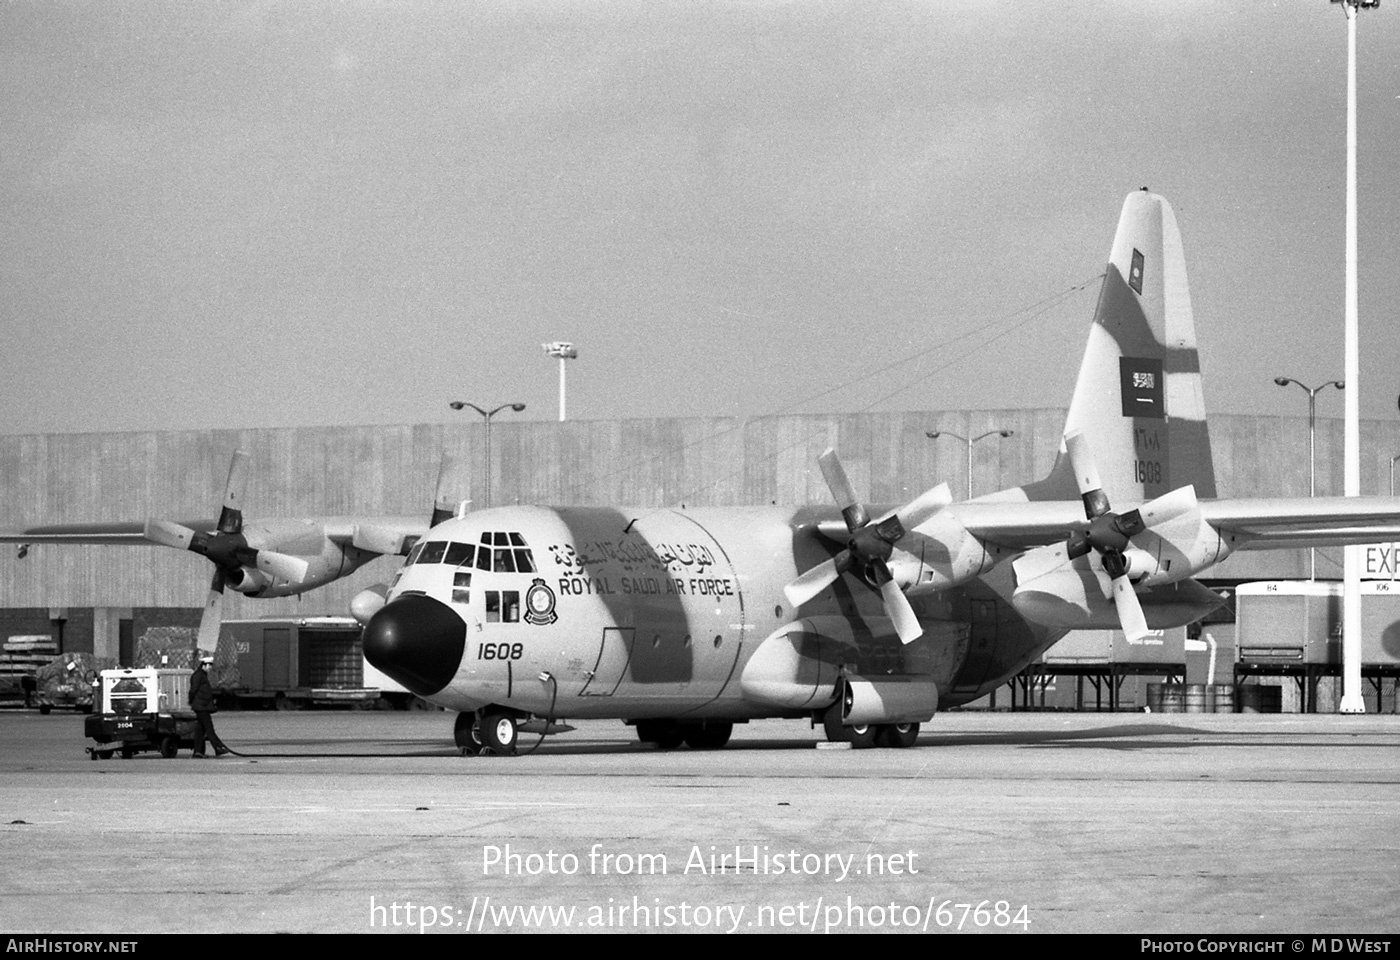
top-left (358, 189), bottom-right (1400, 756)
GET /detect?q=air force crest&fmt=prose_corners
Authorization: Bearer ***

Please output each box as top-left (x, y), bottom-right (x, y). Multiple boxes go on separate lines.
top-left (524, 578), bottom-right (559, 625)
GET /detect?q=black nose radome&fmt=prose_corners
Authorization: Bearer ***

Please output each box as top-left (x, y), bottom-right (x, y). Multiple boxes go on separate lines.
top-left (362, 593), bottom-right (466, 697)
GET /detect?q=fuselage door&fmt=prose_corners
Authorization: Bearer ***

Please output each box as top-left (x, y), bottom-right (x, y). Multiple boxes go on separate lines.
top-left (579, 626), bottom-right (634, 697)
top-left (951, 597), bottom-right (999, 697)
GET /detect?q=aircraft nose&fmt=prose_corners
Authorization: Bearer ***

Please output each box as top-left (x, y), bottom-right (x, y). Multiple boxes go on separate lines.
top-left (362, 593), bottom-right (466, 697)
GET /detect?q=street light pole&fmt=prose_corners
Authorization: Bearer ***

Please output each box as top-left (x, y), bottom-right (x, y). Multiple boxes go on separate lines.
top-left (448, 401), bottom-right (526, 509)
top-left (1329, 0), bottom-right (1379, 713)
top-left (543, 342), bottom-right (578, 422)
top-left (1273, 377), bottom-right (1343, 579)
top-left (925, 428), bottom-right (1014, 500)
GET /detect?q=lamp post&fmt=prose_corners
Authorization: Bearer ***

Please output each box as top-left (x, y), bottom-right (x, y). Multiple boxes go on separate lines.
top-left (1328, 0), bottom-right (1379, 713)
top-left (925, 429), bottom-right (1014, 500)
top-left (1273, 377), bottom-right (1343, 579)
top-left (448, 401), bottom-right (526, 509)
top-left (542, 342), bottom-right (578, 422)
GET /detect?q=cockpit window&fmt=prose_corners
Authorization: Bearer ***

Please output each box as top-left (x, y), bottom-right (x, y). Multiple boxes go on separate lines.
top-left (405, 542), bottom-right (425, 566)
top-left (418, 541), bottom-right (448, 565)
top-left (445, 542), bottom-right (475, 567)
top-left (455, 532), bottom-right (537, 574)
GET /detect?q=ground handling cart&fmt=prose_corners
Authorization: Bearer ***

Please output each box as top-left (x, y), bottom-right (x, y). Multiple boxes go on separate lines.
top-left (84, 667), bottom-right (197, 760)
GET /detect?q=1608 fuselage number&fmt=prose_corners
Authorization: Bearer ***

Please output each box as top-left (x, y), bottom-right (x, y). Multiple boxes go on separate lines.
top-left (477, 643), bottom-right (523, 661)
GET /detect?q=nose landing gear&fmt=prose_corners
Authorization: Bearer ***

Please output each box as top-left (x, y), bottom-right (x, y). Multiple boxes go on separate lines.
top-left (453, 709), bottom-right (519, 757)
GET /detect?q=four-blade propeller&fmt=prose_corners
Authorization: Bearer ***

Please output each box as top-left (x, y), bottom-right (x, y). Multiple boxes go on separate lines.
top-left (143, 451), bottom-right (309, 652)
top-left (784, 448), bottom-right (951, 644)
top-left (1056, 430), bottom-right (1197, 640)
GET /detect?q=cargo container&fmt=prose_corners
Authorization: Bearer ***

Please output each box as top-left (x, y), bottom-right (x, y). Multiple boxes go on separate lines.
top-left (1234, 581), bottom-right (1400, 712)
top-left (217, 617), bottom-right (386, 709)
top-left (1234, 581), bottom-right (1340, 665)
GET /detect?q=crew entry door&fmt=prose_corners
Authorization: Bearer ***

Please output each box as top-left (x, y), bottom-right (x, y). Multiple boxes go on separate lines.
top-left (579, 627), bottom-right (633, 697)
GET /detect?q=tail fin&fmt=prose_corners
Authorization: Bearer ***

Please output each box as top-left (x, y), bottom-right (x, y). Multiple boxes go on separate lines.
top-left (1018, 189), bottom-right (1217, 503)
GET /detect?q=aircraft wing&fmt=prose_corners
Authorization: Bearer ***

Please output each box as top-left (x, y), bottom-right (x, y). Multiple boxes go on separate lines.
top-left (1198, 497), bottom-right (1400, 550)
top-left (0, 516), bottom-right (431, 554)
top-left (960, 497), bottom-right (1400, 551)
top-left (0, 519), bottom-right (219, 546)
top-left (815, 496), bottom-right (1400, 554)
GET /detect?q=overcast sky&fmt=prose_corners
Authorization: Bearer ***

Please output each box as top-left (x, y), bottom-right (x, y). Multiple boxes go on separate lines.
top-left (3, 0), bottom-right (1398, 437)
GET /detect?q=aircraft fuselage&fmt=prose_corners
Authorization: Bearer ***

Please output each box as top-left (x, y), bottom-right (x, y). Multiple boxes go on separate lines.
top-left (363, 505), bottom-right (1061, 726)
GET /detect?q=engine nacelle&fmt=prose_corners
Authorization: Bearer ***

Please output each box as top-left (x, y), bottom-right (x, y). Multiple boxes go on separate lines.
top-left (1012, 567), bottom-right (1225, 631)
top-left (900, 510), bottom-right (1008, 595)
top-left (239, 521), bottom-right (379, 598)
top-left (1114, 513), bottom-right (1233, 586)
top-left (226, 567), bottom-right (272, 595)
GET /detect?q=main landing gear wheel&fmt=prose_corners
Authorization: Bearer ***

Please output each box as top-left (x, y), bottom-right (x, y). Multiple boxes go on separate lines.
top-left (478, 711), bottom-right (518, 757)
top-left (822, 703), bottom-right (876, 749)
top-left (874, 723), bottom-right (920, 749)
top-left (681, 720), bottom-right (732, 750)
top-left (635, 720), bottom-right (684, 751)
top-left (453, 711), bottom-right (484, 757)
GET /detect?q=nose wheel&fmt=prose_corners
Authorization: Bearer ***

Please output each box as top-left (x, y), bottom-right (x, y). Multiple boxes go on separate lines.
top-left (455, 709), bottom-right (519, 756)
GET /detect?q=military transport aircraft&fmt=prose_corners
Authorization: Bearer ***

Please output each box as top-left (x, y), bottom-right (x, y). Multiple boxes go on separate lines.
top-left (355, 189), bottom-right (1400, 755)
top-left (8, 190), bottom-right (1400, 755)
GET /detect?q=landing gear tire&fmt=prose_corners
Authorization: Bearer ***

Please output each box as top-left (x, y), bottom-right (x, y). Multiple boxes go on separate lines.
top-left (635, 720), bottom-right (684, 750)
top-left (874, 722), bottom-right (920, 749)
top-left (822, 704), bottom-right (876, 749)
top-left (454, 712), bottom-right (483, 756)
top-left (478, 711), bottom-right (518, 757)
top-left (682, 720), bottom-right (733, 750)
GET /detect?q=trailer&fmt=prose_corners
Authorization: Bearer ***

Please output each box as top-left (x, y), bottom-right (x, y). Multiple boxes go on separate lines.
top-left (1234, 580), bottom-right (1400, 712)
top-left (217, 616), bottom-right (394, 709)
top-left (84, 667), bottom-right (196, 759)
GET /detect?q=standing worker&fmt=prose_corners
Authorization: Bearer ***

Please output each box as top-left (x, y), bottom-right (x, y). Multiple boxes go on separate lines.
top-left (189, 654), bottom-right (231, 759)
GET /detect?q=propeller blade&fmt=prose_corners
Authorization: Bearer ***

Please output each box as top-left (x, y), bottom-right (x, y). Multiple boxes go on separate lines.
top-left (1136, 484), bottom-right (1198, 528)
top-left (885, 482), bottom-right (953, 532)
top-left (144, 519), bottom-right (196, 551)
top-left (784, 554), bottom-right (846, 608)
top-left (818, 448), bottom-right (868, 532)
top-left (196, 571), bottom-right (225, 654)
top-left (879, 577), bottom-right (924, 644)
top-left (1064, 430), bottom-right (1110, 518)
top-left (1111, 574), bottom-right (1150, 641)
top-left (254, 550), bottom-right (310, 584)
top-left (430, 454), bottom-right (461, 526)
top-left (217, 451), bottom-right (251, 534)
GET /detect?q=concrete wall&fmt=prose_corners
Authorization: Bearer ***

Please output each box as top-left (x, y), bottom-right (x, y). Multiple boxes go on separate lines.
top-left (2, 410), bottom-right (1397, 618)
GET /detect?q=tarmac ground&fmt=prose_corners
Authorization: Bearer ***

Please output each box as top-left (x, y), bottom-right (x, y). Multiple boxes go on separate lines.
top-left (1, 708), bottom-right (1397, 935)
